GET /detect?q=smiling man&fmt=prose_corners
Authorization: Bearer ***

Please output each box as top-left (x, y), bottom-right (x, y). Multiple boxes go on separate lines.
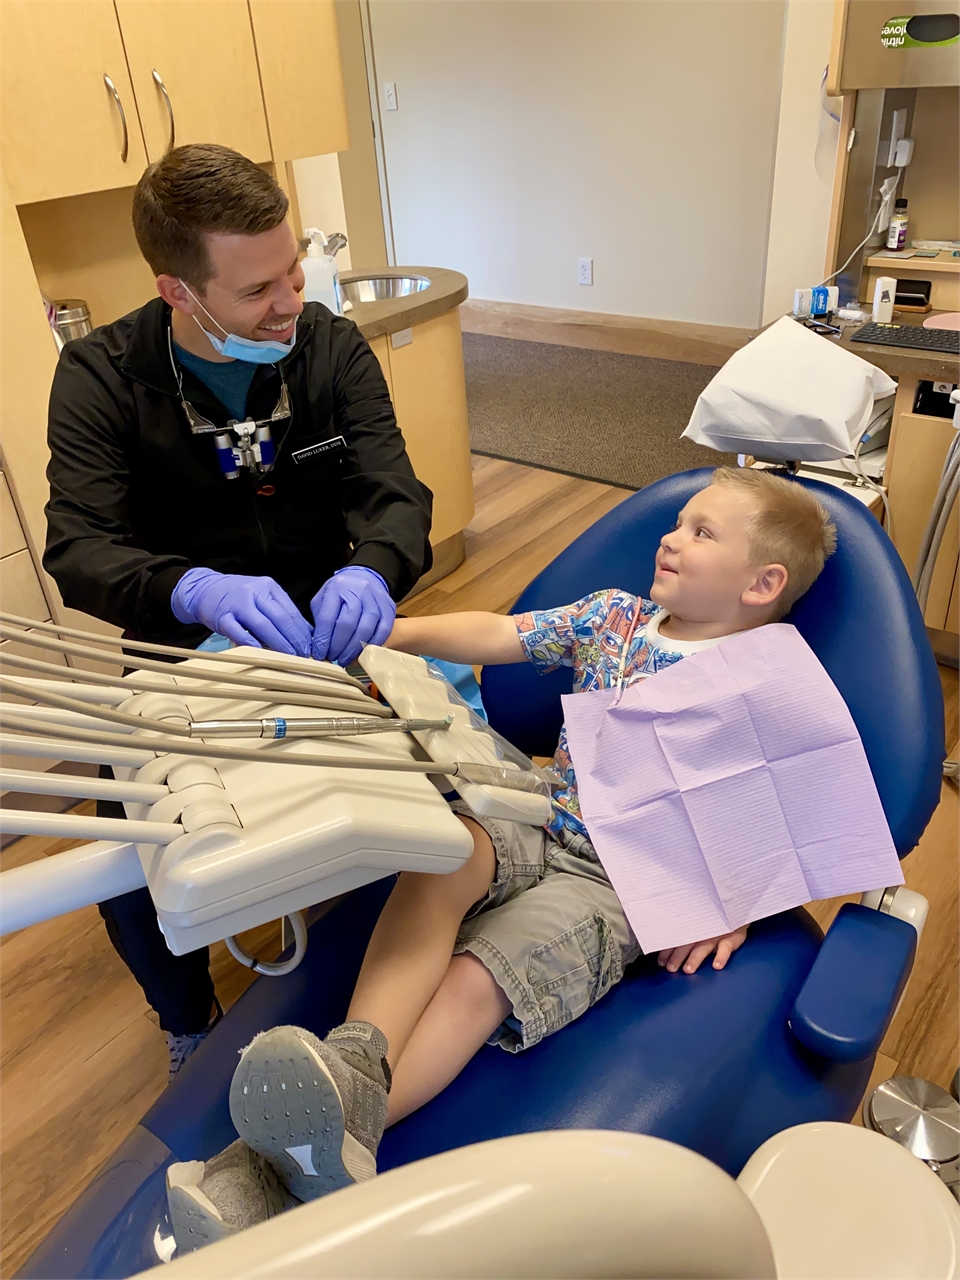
top-left (43, 144), bottom-right (433, 1073)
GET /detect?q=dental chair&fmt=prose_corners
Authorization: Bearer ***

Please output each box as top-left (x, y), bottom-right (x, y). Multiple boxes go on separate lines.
top-left (18, 469), bottom-right (945, 1279)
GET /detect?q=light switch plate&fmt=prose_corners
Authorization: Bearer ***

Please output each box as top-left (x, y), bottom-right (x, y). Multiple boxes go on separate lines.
top-left (383, 82), bottom-right (398, 111)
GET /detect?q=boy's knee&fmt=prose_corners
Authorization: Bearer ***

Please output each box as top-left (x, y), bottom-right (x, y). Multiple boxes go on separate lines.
top-left (447, 952), bottom-right (511, 1020)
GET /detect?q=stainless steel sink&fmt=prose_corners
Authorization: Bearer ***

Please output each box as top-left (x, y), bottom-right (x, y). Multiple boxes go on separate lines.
top-left (341, 275), bottom-right (431, 305)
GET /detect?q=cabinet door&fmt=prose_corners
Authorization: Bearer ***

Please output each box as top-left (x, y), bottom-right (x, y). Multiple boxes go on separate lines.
top-left (385, 311), bottom-right (475, 546)
top-left (115, 0), bottom-right (270, 163)
top-left (2, 0), bottom-right (148, 203)
top-left (249, 0), bottom-right (349, 160)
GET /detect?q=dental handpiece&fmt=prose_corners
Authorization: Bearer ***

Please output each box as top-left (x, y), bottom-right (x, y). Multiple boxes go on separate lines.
top-left (189, 714), bottom-right (454, 740)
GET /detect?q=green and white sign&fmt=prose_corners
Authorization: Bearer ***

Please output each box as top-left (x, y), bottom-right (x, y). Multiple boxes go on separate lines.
top-left (881, 13), bottom-right (960, 47)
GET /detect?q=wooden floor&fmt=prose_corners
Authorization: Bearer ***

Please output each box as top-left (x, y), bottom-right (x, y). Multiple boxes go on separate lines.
top-left (0, 454), bottom-right (957, 1274)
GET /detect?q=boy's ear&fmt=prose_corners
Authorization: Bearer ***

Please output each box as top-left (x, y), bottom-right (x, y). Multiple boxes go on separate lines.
top-left (742, 563), bottom-right (788, 609)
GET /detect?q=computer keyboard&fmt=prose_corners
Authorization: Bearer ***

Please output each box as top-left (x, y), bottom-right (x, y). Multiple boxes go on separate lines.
top-left (850, 322), bottom-right (960, 355)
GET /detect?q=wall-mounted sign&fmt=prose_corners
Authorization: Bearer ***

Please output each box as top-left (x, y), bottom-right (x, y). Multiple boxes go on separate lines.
top-left (881, 12), bottom-right (960, 46)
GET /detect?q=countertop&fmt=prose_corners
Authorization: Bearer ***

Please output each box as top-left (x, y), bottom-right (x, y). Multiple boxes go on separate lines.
top-left (341, 266), bottom-right (469, 340)
top-left (835, 310), bottom-right (959, 382)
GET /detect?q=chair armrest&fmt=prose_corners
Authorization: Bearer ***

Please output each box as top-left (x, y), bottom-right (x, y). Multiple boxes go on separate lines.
top-left (789, 902), bottom-right (917, 1063)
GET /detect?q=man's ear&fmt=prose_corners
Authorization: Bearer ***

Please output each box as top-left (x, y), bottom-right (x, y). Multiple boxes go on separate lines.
top-left (742, 563), bottom-right (788, 610)
top-left (156, 275), bottom-right (199, 316)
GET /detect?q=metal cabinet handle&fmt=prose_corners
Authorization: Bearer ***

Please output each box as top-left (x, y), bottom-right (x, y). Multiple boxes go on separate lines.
top-left (151, 68), bottom-right (175, 152)
top-left (103, 73), bottom-right (129, 163)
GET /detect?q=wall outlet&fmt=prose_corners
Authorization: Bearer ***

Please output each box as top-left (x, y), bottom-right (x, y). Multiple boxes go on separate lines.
top-left (578, 257), bottom-right (593, 286)
top-left (383, 82), bottom-right (398, 112)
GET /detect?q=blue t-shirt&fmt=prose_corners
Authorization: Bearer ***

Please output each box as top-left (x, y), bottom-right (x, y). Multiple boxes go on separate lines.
top-left (174, 342), bottom-right (256, 421)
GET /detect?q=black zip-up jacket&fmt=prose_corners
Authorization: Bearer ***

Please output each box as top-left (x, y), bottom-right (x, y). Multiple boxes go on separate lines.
top-left (44, 298), bottom-right (433, 646)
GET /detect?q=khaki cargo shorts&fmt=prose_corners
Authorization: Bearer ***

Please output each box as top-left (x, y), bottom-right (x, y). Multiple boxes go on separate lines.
top-left (451, 802), bottom-right (640, 1052)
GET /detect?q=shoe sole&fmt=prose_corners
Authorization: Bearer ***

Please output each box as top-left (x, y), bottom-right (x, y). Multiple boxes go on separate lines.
top-left (166, 1164), bottom-right (237, 1255)
top-left (228, 1027), bottom-right (374, 1202)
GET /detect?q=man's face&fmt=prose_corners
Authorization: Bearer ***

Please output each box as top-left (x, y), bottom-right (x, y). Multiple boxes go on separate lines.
top-left (650, 483), bottom-right (775, 623)
top-left (189, 221), bottom-right (305, 345)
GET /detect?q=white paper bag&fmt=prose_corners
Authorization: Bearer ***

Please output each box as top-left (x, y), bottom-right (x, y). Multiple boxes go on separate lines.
top-left (682, 316), bottom-right (896, 462)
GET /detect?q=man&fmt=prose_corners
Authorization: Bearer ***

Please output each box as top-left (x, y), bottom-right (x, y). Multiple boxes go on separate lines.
top-left (44, 144), bottom-right (433, 1076)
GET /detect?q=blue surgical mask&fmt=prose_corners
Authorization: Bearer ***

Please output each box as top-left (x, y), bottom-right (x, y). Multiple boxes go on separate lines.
top-left (179, 281), bottom-right (297, 364)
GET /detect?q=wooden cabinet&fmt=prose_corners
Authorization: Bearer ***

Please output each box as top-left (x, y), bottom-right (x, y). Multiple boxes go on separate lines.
top-left (1, 0), bottom-right (148, 203)
top-left (828, 0), bottom-right (960, 94)
top-left (249, 0), bottom-right (349, 160)
top-left (885, 401), bottom-right (959, 634)
top-left (374, 312), bottom-right (475, 548)
top-left (3, 0), bottom-right (350, 207)
top-left (115, 0), bottom-right (271, 163)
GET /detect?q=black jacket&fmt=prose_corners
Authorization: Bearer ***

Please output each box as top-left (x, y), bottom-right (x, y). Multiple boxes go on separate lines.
top-left (44, 298), bottom-right (433, 645)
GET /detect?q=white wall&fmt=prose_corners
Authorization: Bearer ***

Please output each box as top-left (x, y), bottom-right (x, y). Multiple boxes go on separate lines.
top-left (369, 0), bottom-right (788, 329)
top-left (760, 0), bottom-right (841, 325)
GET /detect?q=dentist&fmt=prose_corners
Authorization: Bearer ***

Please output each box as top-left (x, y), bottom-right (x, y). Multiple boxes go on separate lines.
top-left (43, 144), bottom-right (433, 1072)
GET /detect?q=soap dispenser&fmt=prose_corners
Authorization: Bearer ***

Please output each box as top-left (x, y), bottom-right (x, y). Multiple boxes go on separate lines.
top-left (301, 228), bottom-right (345, 315)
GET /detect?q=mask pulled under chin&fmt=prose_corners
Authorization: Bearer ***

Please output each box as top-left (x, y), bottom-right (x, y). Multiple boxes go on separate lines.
top-left (179, 279), bottom-right (297, 365)
top-left (198, 321), bottom-right (296, 365)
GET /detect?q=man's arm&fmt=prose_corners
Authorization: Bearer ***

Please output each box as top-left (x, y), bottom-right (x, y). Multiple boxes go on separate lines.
top-left (44, 344), bottom-right (193, 637)
top-left (387, 612), bottom-right (524, 666)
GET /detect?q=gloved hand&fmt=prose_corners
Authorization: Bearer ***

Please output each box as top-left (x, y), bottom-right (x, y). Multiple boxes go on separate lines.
top-left (171, 568), bottom-right (312, 657)
top-left (310, 566), bottom-right (396, 666)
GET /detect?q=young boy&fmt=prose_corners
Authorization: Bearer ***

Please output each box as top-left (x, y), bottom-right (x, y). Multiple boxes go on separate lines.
top-left (167, 467), bottom-right (837, 1250)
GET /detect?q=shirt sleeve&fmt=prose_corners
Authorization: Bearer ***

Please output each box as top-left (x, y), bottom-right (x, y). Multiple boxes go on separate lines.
top-left (44, 342), bottom-right (193, 638)
top-left (514, 590), bottom-right (624, 673)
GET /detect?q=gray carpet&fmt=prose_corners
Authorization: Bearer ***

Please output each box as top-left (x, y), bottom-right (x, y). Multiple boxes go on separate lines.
top-left (463, 332), bottom-right (734, 490)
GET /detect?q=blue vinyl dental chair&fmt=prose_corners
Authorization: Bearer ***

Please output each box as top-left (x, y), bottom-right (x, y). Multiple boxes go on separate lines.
top-left (19, 469), bottom-right (945, 1279)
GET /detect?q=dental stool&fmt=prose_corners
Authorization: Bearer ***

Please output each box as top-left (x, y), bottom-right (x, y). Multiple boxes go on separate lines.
top-left (19, 469), bottom-right (945, 1279)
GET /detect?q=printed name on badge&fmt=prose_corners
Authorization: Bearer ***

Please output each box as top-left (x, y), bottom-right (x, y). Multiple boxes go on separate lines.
top-left (291, 436), bottom-right (347, 465)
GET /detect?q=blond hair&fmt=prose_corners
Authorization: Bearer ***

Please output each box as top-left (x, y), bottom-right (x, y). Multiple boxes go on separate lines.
top-left (710, 467), bottom-right (837, 621)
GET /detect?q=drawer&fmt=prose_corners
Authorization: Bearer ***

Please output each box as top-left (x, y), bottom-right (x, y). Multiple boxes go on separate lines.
top-left (0, 473), bottom-right (28, 557)
top-left (0, 549), bottom-right (50, 624)
top-left (0, 631), bottom-right (69, 705)
top-left (0, 629), bottom-right (69, 774)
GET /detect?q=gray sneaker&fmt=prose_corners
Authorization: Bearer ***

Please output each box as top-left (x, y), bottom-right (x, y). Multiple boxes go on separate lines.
top-left (165, 1139), bottom-right (294, 1255)
top-left (228, 1021), bottom-right (390, 1202)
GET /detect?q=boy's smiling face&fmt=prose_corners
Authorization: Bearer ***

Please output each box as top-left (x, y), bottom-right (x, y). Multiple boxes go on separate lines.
top-left (649, 483), bottom-right (787, 631)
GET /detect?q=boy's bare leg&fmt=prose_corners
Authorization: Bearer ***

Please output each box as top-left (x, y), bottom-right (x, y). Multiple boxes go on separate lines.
top-left (386, 953), bottom-right (511, 1125)
top-left (346, 816), bottom-right (498, 1063)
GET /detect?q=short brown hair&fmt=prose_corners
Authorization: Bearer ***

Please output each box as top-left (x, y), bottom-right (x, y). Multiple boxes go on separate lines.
top-left (710, 467), bottom-right (837, 621)
top-left (132, 144), bottom-right (288, 288)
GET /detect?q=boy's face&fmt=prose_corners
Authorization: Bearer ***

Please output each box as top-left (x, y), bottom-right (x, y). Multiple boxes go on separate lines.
top-left (650, 484), bottom-right (783, 624)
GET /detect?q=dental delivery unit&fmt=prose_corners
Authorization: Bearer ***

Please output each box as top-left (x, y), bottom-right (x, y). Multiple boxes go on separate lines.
top-left (0, 611), bottom-right (560, 967)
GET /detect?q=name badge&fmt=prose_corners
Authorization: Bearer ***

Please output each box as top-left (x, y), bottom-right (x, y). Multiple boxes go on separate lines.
top-left (291, 435), bottom-right (346, 465)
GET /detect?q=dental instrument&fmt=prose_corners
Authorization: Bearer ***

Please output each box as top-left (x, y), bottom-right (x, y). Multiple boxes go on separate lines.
top-left (186, 714), bottom-right (454, 739)
top-left (0, 618), bottom-right (384, 712)
top-left (0, 611), bottom-right (368, 689)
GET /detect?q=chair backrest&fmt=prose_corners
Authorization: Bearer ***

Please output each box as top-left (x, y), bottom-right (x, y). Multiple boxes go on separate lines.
top-left (481, 468), bottom-right (944, 857)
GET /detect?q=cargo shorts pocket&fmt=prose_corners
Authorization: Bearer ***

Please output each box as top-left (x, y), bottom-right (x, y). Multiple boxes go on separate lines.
top-left (527, 909), bottom-right (624, 1038)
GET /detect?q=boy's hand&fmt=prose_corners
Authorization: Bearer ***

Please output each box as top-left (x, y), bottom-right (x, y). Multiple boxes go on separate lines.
top-left (658, 925), bottom-right (748, 975)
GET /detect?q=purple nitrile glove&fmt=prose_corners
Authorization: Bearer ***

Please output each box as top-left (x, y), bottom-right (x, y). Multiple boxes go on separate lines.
top-left (310, 566), bottom-right (396, 666)
top-left (171, 568), bottom-right (312, 657)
